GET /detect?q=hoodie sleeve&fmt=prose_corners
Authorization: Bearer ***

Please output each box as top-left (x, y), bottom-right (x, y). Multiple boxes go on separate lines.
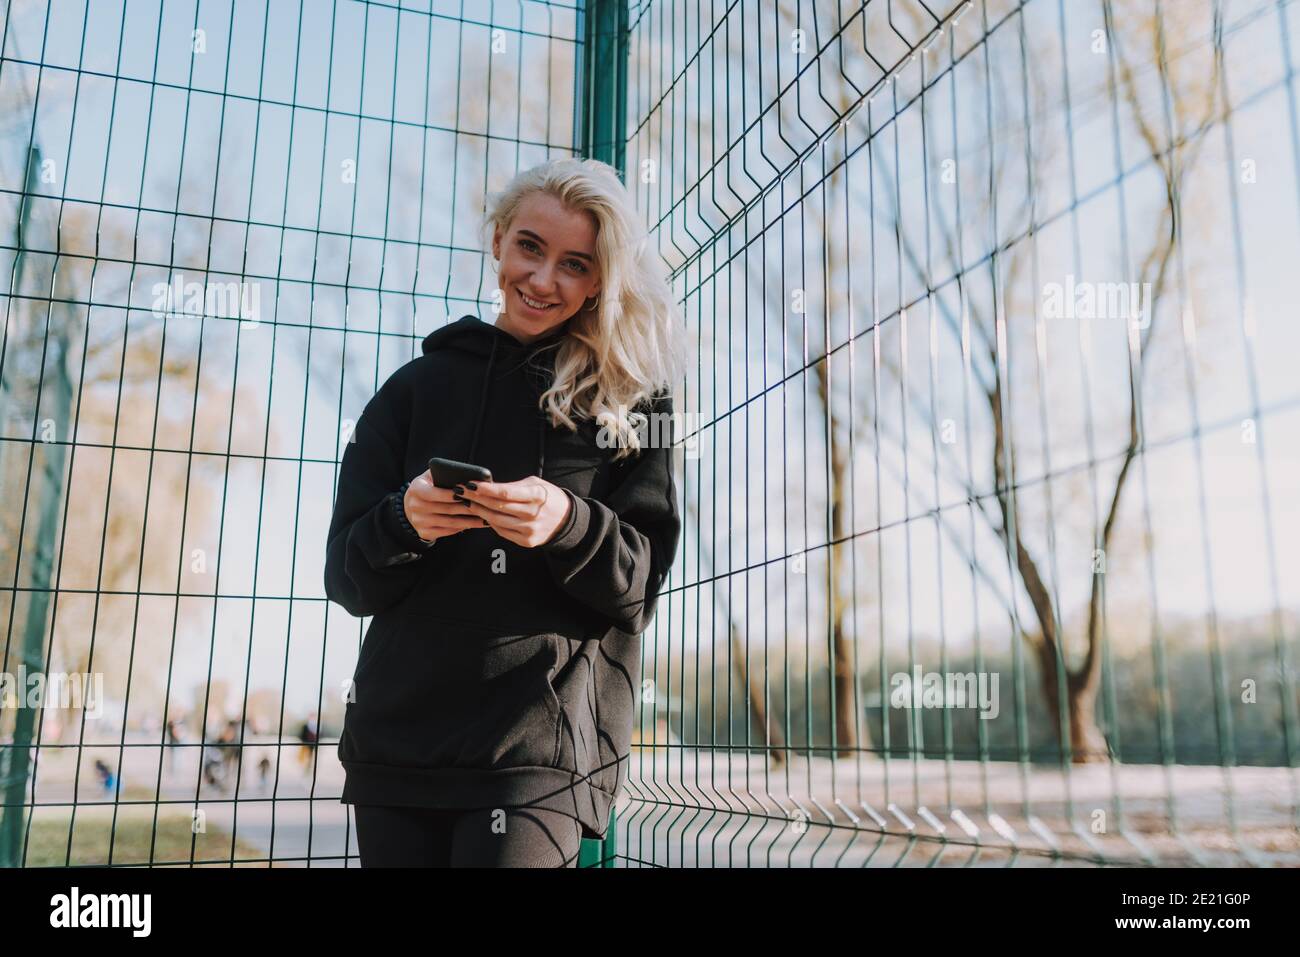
top-left (539, 393), bottom-right (681, 635)
top-left (324, 365), bottom-right (435, 618)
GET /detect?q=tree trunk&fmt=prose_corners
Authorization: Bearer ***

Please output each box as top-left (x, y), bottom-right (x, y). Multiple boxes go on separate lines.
top-left (1036, 638), bottom-right (1110, 764)
top-left (730, 620), bottom-right (787, 766)
top-left (1065, 688), bottom-right (1111, 763)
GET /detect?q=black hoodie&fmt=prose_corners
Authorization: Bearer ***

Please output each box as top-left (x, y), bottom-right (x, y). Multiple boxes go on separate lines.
top-left (324, 314), bottom-right (680, 841)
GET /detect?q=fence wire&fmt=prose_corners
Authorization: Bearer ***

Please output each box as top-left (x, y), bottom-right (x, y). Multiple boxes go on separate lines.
top-left (621, 0), bottom-right (1300, 867)
top-left (0, 0), bottom-right (588, 867)
top-left (2, 0), bottom-right (1299, 870)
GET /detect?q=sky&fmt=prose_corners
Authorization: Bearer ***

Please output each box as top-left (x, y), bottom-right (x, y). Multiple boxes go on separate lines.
top-left (1, 0), bottom-right (1297, 724)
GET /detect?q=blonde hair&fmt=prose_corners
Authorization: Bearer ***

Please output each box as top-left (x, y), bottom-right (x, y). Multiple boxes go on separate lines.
top-left (481, 157), bottom-right (689, 460)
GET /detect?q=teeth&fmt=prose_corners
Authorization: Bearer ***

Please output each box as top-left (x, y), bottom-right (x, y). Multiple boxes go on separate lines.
top-left (520, 291), bottom-right (556, 309)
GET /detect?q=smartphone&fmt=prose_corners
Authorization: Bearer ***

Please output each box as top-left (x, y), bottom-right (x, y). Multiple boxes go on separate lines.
top-left (426, 456), bottom-right (493, 489)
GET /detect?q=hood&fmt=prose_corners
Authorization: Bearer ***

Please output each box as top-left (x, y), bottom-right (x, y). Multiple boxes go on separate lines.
top-left (421, 314), bottom-right (572, 475)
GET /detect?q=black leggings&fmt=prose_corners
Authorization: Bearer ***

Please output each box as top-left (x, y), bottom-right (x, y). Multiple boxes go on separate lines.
top-left (351, 804), bottom-right (584, 868)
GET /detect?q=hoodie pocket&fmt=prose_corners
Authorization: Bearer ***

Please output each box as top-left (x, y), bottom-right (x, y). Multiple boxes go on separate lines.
top-left (345, 614), bottom-right (563, 772)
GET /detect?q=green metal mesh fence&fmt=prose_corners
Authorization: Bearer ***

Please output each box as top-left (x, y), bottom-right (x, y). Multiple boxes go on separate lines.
top-left (0, 0), bottom-right (595, 867)
top-left (619, 0), bottom-right (1300, 866)
top-left (2, 0), bottom-right (1299, 869)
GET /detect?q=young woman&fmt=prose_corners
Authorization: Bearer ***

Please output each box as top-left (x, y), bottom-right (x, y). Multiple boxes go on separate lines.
top-left (324, 157), bottom-right (689, 867)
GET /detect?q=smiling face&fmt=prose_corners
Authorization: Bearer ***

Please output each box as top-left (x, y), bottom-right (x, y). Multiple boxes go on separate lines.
top-left (491, 191), bottom-right (603, 345)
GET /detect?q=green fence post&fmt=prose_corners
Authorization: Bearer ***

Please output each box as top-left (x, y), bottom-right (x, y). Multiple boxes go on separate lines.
top-left (577, 805), bottom-right (617, 868)
top-left (577, 0), bottom-right (628, 174)
top-left (0, 146), bottom-right (73, 869)
top-left (574, 0), bottom-right (628, 868)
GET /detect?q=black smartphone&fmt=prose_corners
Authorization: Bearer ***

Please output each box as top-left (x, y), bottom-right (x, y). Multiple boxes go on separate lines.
top-left (426, 456), bottom-right (493, 489)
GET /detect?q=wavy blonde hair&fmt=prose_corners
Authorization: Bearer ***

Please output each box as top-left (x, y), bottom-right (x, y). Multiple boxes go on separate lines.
top-left (481, 157), bottom-right (689, 461)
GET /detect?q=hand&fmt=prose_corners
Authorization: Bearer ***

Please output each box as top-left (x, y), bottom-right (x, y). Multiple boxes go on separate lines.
top-left (453, 476), bottom-right (573, 548)
top-left (403, 470), bottom-right (489, 543)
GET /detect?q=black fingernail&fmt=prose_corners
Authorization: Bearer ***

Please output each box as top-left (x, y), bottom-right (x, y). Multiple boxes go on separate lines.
top-left (454, 485), bottom-right (465, 494)
top-left (453, 492), bottom-right (464, 501)
top-left (465, 481), bottom-right (478, 490)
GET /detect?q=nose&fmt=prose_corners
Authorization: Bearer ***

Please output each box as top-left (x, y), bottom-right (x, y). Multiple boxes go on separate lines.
top-left (528, 261), bottom-right (558, 293)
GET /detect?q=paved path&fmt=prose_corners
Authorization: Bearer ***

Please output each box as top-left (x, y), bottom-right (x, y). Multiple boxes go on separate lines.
top-left (19, 737), bottom-right (1300, 866)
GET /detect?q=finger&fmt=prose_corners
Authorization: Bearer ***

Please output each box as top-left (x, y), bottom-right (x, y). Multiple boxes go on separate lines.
top-left (410, 496), bottom-right (483, 520)
top-left (457, 479), bottom-right (506, 498)
top-left (459, 480), bottom-right (544, 505)
top-left (410, 497), bottom-right (478, 519)
top-left (463, 500), bottom-right (529, 531)
top-left (479, 518), bottom-right (523, 546)
top-left (408, 474), bottom-right (459, 503)
top-left (411, 484), bottom-right (478, 509)
top-left (457, 495), bottom-right (537, 518)
top-left (415, 514), bottom-right (486, 539)
top-left (427, 512), bottom-right (486, 530)
top-left (452, 491), bottom-right (521, 517)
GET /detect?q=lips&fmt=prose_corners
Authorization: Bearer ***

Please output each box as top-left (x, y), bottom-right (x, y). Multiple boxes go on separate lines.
top-left (517, 288), bottom-right (558, 311)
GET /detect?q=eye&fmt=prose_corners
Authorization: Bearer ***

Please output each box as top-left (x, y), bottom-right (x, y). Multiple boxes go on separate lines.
top-left (564, 259), bottom-right (588, 274)
top-left (518, 238), bottom-right (540, 253)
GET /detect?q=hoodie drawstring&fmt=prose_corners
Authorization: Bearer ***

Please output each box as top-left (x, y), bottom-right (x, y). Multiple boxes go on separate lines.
top-left (466, 330), bottom-right (550, 479)
top-left (467, 335), bottom-right (499, 464)
top-left (537, 411), bottom-right (545, 478)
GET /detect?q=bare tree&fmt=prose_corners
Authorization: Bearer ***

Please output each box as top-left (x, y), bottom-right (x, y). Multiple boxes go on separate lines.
top-left (861, 0), bottom-right (1224, 761)
top-left (697, 0), bottom-right (1224, 768)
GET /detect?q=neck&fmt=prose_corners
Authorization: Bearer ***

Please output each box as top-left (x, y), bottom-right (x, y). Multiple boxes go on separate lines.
top-left (494, 314), bottom-right (569, 347)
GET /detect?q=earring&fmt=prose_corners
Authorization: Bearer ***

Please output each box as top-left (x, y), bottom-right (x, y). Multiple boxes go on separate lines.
top-left (583, 295), bottom-right (599, 312)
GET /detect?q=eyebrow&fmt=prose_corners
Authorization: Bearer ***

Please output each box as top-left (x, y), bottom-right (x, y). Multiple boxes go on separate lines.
top-left (516, 229), bottom-right (595, 262)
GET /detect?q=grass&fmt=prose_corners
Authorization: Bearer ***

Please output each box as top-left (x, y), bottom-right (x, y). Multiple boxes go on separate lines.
top-left (17, 787), bottom-right (269, 867)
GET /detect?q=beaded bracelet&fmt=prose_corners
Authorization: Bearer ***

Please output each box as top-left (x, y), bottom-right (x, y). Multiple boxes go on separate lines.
top-left (393, 481), bottom-right (435, 549)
